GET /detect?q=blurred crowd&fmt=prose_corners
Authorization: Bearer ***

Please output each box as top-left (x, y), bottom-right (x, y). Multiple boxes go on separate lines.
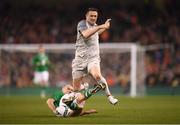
top-left (0, 0), bottom-right (179, 89)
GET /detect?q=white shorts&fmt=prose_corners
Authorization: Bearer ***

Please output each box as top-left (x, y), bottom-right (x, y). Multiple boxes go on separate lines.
top-left (56, 92), bottom-right (85, 117)
top-left (56, 93), bottom-right (75, 117)
top-left (56, 105), bottom-right (73, 117)
top-left (33, 71), bottom-right (49, 86)
top-left (72, 57), bottom-right (100, 79)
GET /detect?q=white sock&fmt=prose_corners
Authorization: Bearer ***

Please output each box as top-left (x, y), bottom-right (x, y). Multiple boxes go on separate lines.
top-left (40, 90), bottom-right (46, 98)
top-left (97, 77), bottom-right (111, 96)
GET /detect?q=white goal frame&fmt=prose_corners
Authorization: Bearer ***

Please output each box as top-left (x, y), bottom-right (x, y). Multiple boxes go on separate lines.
top-left (0, 43), bottom-right (145, 97)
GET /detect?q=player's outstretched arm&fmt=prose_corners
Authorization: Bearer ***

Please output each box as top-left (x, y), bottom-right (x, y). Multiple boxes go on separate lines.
top-left (81, 20), bottom-right (110, 39)
top-left (80, 109), bottom-right (97, 116)
top-left (80, 26), bottom-right (102, 39)
top-left (46, 98), bottom-right (57, 114)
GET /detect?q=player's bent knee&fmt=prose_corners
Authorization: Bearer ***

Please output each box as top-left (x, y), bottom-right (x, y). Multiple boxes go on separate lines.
top-left (46, 99), bottom-right (50, 104)
top-left (46, 98), bottom-right (53, 104)
top-left (93, 74), bottom-right (101, 81)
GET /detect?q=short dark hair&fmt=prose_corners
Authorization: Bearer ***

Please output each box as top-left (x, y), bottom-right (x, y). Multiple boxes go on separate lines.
top-left (86, 7), bottom-right (98, 14)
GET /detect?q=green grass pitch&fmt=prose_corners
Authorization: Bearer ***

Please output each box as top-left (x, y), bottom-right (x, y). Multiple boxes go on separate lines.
top-left (0, 95), bottom-right (180, 124)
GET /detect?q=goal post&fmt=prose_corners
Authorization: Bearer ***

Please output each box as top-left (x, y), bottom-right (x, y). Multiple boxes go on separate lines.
top-left (0, 43), bottom-right (146, 97)
top-left (100, 43), bottom-right (146, 97)
top-left (130, 44), bottom-right (137, 97)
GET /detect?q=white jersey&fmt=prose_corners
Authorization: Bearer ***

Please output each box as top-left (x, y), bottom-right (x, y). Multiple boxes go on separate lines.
top-left (72, 20), bottom-right (101, 78)
top-left (75, 20), bottom-right (100, 60)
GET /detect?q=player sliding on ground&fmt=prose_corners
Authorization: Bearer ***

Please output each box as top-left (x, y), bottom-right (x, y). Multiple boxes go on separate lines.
top-left (47, 83), bottom-right (105, 117)
top-left (72, 7), bottom-right (118, 105)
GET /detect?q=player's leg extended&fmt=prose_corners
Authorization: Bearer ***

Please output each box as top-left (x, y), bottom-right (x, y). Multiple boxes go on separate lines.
top-left (61, 87), bottom-right (102, 116)
top-left (69, 84), bottom-right (105, 110)
top-left (75, 83), bottom-right (105, 105)
top-left (89, 65), bottom-right (111, 96)
top-left (89, 66), bottom-right (118, 105)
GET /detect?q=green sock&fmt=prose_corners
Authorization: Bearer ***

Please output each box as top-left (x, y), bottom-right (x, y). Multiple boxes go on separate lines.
top-left (69, 102), bottom-right (79, 110)
top-left (80, 89), bottom-right (92, 99)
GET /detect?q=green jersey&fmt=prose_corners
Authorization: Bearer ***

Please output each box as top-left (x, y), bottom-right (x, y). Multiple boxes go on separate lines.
top-left (52, 91), bottom-right (64, 107)
top-left (32, 53), bottom-right (50, 72)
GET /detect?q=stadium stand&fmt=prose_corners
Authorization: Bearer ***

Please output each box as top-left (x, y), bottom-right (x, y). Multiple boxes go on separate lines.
top-left (0, 0), bottom-right (179, 95)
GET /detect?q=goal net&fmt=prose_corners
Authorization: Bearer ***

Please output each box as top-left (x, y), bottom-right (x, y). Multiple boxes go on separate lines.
top-left (0, 43), bottom-right (146, 97)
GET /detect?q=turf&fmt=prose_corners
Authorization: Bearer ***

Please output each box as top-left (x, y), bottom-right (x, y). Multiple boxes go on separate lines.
top-left (0, 95), bottom-right (180, 124)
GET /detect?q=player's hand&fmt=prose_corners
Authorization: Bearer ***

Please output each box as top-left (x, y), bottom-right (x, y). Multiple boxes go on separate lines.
top-left (54, 109), bottom-right (61, 117)
top-left (100, 19), bottom-right (111, 29)
top-left (104, 18), bottom-right (111, 29)
top-left (53, 110), bottom-right (59, 115)
top-left (105, 18), bottom-right (111, 24)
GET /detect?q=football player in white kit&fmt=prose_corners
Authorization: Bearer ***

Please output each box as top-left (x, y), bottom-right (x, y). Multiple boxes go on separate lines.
top-left (72, 8), bottom-right (118, 105)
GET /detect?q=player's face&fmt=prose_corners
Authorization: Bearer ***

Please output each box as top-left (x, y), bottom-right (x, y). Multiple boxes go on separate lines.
top-left (86, 11), bottom-right (98, 25)
top-left (39, 47), bottom-right (45, 54)
top-left (62, 85), bottom-right (74, 94)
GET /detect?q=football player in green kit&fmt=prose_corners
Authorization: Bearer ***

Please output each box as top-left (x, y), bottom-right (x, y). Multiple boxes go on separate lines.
top-left (32, 45), bottom-right (50, 98)
top-left (47, 83), bottom-right (105, 117)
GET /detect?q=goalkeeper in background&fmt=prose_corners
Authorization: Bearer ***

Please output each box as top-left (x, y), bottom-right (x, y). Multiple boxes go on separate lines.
top-left (32, 45), bottom-right (50, 98)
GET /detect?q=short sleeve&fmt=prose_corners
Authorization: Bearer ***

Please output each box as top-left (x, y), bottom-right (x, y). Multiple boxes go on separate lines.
top-left (77, 20), bottom-right (88, 32)
top-left (52, 91), bottom-right (64, 107)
